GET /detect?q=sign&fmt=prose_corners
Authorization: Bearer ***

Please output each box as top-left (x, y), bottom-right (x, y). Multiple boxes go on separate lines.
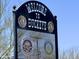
top-left (13, 1), bottom-right (58, 59)
top-left (44, 41), bottom-right (53, 55)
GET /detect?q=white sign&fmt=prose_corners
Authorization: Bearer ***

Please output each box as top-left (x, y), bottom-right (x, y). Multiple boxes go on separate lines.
top-left (17, 29), bottom-right (56, 59)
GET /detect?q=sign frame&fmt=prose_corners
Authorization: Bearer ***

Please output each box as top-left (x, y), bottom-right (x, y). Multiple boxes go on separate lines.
top-left (13, 1), bottom-right (58, 59)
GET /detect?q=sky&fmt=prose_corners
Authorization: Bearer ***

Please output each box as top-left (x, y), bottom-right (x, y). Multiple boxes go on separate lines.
top-left (39, 0), bottom-right (79, 51)
top-left (1, 0), bottom-right (79, 51)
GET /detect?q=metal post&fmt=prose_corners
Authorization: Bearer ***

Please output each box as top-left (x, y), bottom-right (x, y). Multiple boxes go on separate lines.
top-left (37, 40), bottom-right (39, 59)
top-left (13, 6), bottom-right (17, 59)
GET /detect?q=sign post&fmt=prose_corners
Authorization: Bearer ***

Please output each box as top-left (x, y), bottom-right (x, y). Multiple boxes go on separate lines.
top-left (13, 1), bottom-right (58, 59)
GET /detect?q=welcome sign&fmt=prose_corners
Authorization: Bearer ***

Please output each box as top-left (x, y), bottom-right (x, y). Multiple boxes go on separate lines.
top-left (13, 1), bottom-right (58, 59)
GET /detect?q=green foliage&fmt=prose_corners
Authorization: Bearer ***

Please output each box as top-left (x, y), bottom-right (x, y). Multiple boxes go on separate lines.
top-left (0, 0), bottom-right (13, 58)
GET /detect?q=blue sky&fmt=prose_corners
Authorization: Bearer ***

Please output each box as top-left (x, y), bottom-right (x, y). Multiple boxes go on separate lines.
top-left (48, 0), bottom-right (79, 51)
top-left (3, 0), bottom-right (79, 51)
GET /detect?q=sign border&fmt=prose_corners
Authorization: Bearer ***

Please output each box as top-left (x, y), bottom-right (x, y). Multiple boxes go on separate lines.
top-left (13, 1), bottom-right (58, 59)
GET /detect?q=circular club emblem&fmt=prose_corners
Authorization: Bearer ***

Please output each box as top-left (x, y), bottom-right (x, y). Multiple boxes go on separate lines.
top-left (44, 41), bottom-right (53, 55)
top-left (18, 15), bottom-right (27, 28)
top-left (22, 40), bottom-right (32, 53)
top-left (48, 21), bottom-right (54, 33)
